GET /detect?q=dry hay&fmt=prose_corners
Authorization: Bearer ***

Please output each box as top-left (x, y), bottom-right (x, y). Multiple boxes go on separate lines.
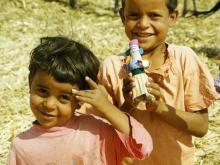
top-left (0, 0), bottom-right (220, 164)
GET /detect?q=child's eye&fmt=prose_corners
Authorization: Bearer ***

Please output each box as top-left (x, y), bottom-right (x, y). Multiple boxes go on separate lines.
top-left (149, 12), bottom-right (161, 19)
top-left (59, 95), bottom-right (71, 102)
top-left (127, 13), bottom-right (139, 20)
top-left (37, 88), bottom-right (48, 96)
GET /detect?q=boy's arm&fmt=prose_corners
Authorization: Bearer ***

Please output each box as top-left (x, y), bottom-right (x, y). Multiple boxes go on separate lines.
top-left (146, 77), bottom-right (210, 137)
top-left (120, 88), bottom-right (209, 138)
top-left (151, 101), bottom-right (208, 137)
top-left (72, 77), bottom-right (153, 159)
top-left (114, 114), bottom-right (153, 159)
top-left (7, 142), bottom-right (26, 165)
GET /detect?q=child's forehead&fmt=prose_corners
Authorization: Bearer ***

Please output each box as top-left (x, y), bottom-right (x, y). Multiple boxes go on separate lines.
top-left (124, 0), bottom-right (167, 6)
top-left (124, 0), bottom-right (169, 13)
top-left (31, 70), bottom-right (79, 91)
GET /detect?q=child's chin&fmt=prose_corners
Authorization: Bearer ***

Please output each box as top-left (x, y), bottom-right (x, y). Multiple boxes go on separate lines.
top-left (39, 121), bottom-right (57, 129)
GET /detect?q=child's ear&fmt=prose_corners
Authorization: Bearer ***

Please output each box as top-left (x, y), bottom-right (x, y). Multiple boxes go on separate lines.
top-left (169, 10), bottom-right (178, 26)
top-left (119, 8), bottom-right (125, 25)
top-left (28, 79), bottom-right (33, 93)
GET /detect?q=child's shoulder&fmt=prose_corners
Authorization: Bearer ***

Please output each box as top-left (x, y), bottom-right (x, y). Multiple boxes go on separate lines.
top-left (168, 44), bottom-right (197, 59)
top-left (74, 113), bottom-right (117, 137)
top-left (10, 125), bottom-right (35, 148)
top-left (168, 44), bottom-right (214, 78)
top-left (102, 53), bottom-right (125, 64)
top-left (101, 54), bottom-right (127, 75)
top-left (168, 44), bottom-right (203, 67)
top-left (75, 112), bottom-right (113, 129)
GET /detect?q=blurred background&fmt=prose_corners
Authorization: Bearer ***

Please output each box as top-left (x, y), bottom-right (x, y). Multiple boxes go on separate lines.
top-left (0, 0), bottom-right (219, 164)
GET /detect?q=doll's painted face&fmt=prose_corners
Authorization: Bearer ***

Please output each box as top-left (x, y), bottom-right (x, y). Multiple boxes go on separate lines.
top-left (120, 0), bottom-right (177, 53)
top-left (29, 71), bottom-right (80, 128)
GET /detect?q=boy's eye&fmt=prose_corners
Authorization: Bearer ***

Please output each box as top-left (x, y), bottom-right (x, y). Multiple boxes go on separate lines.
top-left (59, 95), bottom-right (71, 102)
top-left (149, 12), bottom-right (161, 18)
top-left (37, 88), bottom-right (48, 95)
top-left (127, 13), bottom-right (139, 20)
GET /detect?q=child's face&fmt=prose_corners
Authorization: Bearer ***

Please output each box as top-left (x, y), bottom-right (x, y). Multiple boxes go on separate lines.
top-left (120, 0), bottom-right (177, 52)
top-left (29, 71), bottom-right (80, 128)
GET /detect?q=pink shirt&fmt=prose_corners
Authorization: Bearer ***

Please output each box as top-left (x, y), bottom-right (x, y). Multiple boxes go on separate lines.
top-left (7, 113), bottom-right (152, 165)
top-left (99, 44), bottom-right (219, 165)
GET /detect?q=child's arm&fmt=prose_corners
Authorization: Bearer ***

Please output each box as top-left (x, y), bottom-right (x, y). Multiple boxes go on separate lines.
top-left (72, 76), bottom-right (130, 134)
top-left (146, 78), bottom-right (208, 137)
top-left (7, 142), bottom-right (25, 165)
top-left (123, 75), bottom-right (209, 137)
top-left (72, 76), bottom-right (153, 160)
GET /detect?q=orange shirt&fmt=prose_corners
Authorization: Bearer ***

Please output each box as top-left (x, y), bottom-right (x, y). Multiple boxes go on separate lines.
top-left (99, 44), bottom-right (219, 165)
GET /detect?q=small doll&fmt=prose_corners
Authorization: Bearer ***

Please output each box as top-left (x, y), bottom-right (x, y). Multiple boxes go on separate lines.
top-left (124, 39), bottom-right (154, 103)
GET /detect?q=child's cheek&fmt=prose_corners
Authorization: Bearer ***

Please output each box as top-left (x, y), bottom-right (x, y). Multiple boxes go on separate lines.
top-left (30, 94), bottom-right (43, 109)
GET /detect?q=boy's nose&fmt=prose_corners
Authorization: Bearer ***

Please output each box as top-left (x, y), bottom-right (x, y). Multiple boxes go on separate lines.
top-left (138, 16), bottom-right (150, 28)
top-left (43, 97), bottom-right (57, 110)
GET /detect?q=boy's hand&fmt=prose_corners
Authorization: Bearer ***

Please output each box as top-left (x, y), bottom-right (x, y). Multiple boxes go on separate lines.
top-left (122, 73), bottom-right (136, 107)
top-left (146, 78), bottom-right (168, 114)
top-left (72, 76), bottom-right (111, 113)
top-left (73, 77), bottom-right (131, 134)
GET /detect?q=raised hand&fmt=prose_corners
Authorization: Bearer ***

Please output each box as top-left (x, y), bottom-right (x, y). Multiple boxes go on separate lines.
top-left (72, 76), bottom-right (112, 113)
top-left (72, 76), bottom-right (131, 134)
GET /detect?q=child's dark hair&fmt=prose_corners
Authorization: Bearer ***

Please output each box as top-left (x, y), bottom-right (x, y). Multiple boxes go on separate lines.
top-left (29, 36), bottom-right (100, 90)
top-left (121, 0), bottom-right (178, 13)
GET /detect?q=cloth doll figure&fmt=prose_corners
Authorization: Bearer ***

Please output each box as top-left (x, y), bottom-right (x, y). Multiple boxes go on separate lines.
top-left (124, 39), bottom-right (154, 103)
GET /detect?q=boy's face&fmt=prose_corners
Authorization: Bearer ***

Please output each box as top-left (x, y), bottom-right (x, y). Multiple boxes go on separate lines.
top-left (120, 0), bottom-right (177, 52)
top-left (29, 71), bottom-right (80, 129)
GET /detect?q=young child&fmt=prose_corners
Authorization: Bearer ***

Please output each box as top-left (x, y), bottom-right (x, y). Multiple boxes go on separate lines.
top-left (7, 36), bottom-right (153, 165)
top-left (99, 0), bottom-right (220, 164)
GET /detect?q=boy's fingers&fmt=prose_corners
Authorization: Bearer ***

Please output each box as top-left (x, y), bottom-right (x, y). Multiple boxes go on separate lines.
top-left (147, 87), bottom-right (161, 101)
top-left (75, 95), bottom-right (92, 103)
top-left (148, 88), bottom-right (160, 96)
top-left (146, 81), bottom-right (160, 90)
top-left (99, 85), bottom-right (108, 95)
top-left (123, 76), bottom-right (135, 90)
top-left (72, 89), bottom-right (94, 98)
top-left (85, 76), bottom-right (98, 89)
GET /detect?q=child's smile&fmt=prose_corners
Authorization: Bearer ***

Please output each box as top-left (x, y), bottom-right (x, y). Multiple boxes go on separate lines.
top-left (120, 0), bottom-right (177, 53)
top-left (38, 108), bottom-right (56, 119)
top-left (133, 31), bottom-right (155, 43)
top-left (29, 71), bottom-right (80, 128)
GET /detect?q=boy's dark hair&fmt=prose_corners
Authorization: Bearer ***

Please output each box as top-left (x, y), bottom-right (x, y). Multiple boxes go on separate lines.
top-left (121, 0), bottom-right (178, 13)
top-left (29, 36), bottom-right (100, 90)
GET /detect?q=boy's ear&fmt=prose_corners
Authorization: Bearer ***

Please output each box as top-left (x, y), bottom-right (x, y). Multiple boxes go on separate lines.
top-left (119, 8), bottom-right (125, 25)
top-left (28, 79), bottom-right (32, 92)
top-left (169, 10), bottom-right (178, 26)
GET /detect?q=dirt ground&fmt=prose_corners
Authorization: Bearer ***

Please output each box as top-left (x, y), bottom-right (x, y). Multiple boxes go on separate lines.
top-left (0, 0), bottom-right (219, 164)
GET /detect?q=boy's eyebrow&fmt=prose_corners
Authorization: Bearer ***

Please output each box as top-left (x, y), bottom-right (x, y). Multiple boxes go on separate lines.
top-left (146, 9), bottom-right (163, 13)
top-left (36, 84), bottom-right (72, 95)
top-left (61, 91), bottom-right (72, 95)
top-left (36, 84), bottom-right (47, 88)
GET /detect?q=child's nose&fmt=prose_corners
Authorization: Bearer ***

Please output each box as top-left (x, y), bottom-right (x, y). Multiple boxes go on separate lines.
top-left (43, 97), bottom-right (57, 110)
top-left (138, 16), bottom-right (150, 28)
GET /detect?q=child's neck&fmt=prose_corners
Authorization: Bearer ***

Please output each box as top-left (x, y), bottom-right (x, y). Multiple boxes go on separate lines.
top-left (142, 43), bottom-right (167, 71)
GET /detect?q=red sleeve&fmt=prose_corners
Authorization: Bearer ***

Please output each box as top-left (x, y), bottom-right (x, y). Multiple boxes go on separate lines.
top-left (115, 114), bottom-right (153, 160)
